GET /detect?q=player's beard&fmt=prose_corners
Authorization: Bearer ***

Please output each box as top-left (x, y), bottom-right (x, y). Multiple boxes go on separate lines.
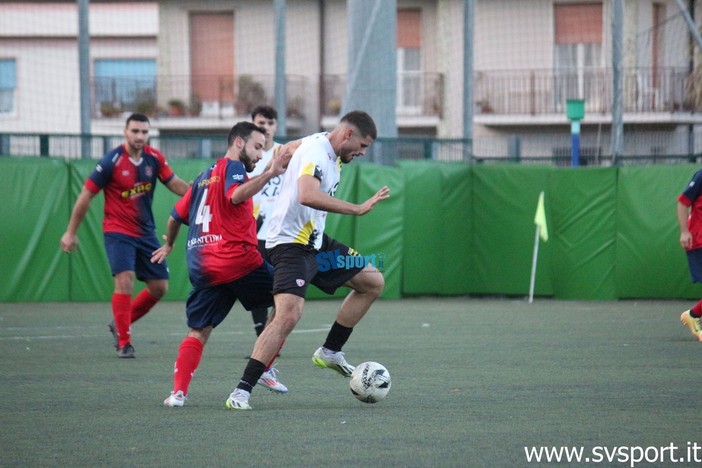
top-left (240, 147), bottom-right (257, 172)
top-left (126, 140), bottom-right (144, 157)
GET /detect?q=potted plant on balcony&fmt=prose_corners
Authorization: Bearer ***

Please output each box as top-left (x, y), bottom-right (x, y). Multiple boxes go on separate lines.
top-left (189, 94), bottom-right (202, 117)
top-left (326, 98), bottom-right (342, 115)
top-left (99, 102), bottom-right (121, 118)
top-left (476, 99), bottom-right (493, 114)
top-left (167, 99), bottom-right (186, 117)
top-left (235, 75), bottom-right (266, 115)
top-left (287, 97), bottom-right (304, 118)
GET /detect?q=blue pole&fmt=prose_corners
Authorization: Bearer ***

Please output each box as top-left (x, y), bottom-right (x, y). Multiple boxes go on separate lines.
top-left (571, 120), bottom-right (581, 167)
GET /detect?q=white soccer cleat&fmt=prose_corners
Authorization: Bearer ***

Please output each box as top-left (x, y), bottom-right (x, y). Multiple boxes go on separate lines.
top-left (163, 390), bottom-right (186, 407)
top-left (258, 367), bottom-right (288, 394)
top-left (225, 389), bottom-right (252, 411)
top-left (312, 347), bottom-right (355, 377)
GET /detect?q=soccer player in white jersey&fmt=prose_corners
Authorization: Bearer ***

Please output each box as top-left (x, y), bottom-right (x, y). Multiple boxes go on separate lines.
top-left (226, 110), bottom-right (390, 410)
top-left (246, 105), bottom-right (287, 393)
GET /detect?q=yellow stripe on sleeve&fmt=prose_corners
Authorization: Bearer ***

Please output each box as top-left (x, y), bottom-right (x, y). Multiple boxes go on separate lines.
top-left (300, 162), bottom-right (316, 177)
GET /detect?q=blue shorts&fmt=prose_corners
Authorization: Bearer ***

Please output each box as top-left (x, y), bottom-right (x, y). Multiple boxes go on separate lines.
top-left (185, 262), bottom-right (275, 329)
top-left (687, 248), bottom-right (702, 282)
top-left (104, 232), bottom-right (169, 280)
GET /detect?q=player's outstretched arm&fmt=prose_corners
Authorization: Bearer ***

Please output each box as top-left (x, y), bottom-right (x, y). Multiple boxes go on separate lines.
top-left (60, 187), bottom-right (97, 253)
top-left (151, 216), bottom-right (181, 264)
top-left (231, 153), bottom-right (288, 205)
top-left (356, 186), bottom-right (390, 215)
top-left (298, 176), bottom-right (389, 216)
top-left (166, 175), bottom-right (191, 196)
top-left (678, 201), bottom-right (693, 249)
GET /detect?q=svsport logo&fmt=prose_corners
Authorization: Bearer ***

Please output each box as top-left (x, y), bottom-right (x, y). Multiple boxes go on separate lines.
top-left (316, 249), bottom-right (385, 272)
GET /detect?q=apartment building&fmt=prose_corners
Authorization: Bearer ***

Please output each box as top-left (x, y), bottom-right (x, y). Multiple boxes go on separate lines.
top-left (1, 0), bottom-right (700, 160)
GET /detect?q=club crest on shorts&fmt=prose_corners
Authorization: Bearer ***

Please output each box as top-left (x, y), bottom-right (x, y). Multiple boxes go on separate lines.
top-left (296, 279), bottom-right (305, 287)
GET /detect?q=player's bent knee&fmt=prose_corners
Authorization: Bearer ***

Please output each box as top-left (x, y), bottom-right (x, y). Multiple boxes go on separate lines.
top-left (351, 270), bottom-right (384, 297)
top-left (148, 281), bottom-right (168, 298)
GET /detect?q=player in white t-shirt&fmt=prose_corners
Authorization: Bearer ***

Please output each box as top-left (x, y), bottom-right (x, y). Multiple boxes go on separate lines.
top-left (246, 105), bottom-right (288, 394)
top-left (227, 110), bottom-right (390, 410)
top-left (249, 106), bottom-right (283, 337)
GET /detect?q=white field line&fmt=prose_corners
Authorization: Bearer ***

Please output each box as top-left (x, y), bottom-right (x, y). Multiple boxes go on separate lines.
top-left (0, 326), bottom-right (331, 342)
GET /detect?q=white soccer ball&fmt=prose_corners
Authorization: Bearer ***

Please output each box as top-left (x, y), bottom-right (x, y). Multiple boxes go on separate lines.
top-left (349, 361), bottom-right (391, 404)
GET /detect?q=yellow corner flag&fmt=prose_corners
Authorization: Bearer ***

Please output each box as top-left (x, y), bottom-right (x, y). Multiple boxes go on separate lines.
top-left (534, 191), bottom-right (548, 242)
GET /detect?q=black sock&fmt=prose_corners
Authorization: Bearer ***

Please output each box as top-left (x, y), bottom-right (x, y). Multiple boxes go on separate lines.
top-left (323, 321), bottom-right (353, 352)
top-left (236, 358), bottom-right (267, 392)
top-left (250, 308), bottom-right (268, 337)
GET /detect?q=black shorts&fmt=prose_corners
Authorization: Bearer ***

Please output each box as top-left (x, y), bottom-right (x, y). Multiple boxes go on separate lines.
top-left (267, 234), bottom-right (366, 298)
top-left (184, 262), bottom-right (275, 329)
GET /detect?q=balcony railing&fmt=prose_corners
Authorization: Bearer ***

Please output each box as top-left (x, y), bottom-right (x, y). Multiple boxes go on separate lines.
top-left (321, 72), bottom-right (444, 117)
top-left (92, 74), bottom-right (309, 120)
top-left (474, 67), bottom-right (700, 115)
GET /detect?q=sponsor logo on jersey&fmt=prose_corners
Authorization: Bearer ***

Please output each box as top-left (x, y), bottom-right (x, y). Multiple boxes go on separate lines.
top-left (121, 182), bottom-right (153, 199)
top-left (197, 175), bottom-right (221, 188)
top-left (186, 233), bottom-right (222, 248)
top-left (232, 173), bottom-right (244, 181)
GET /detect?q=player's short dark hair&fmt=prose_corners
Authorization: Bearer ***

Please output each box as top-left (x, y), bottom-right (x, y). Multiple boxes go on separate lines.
top-left (227, 121), bottom-right (266, 148)
top-left (126, 113), bottom-right (150, 127)
top-left (251, 105), bottom-right (278, 121)
top-left (340, 110), bottom-right (377, 139)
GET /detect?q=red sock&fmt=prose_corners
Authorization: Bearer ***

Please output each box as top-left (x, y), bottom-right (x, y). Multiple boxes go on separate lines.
top-left (173, 337), bottom-right (204, 396)
top-left (112, 293), bottom-right (132, 348)
top-left (265, 340), bottom-right (286, 370)
top-left (691, 300), bottom-right (702, 317)
top-left (131, 289), bottom-right (160, 323)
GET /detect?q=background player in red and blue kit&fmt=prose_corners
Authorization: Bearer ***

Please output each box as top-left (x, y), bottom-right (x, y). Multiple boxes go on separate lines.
top-left (60, 113), bottom-right (190, 358)
top-left (677, 168), bottom-right (702, 341)
top-left (152, 122), bottom-right (291, 407)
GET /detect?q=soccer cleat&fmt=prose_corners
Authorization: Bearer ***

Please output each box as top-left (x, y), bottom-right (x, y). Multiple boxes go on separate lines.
top-left (225, 389), bottom-right (252, 411)
top-left (117, 343), bottom-right (135, 358)
top-left (108, 321), bottom-right (119, 350)
top-left (163, 390), bottom-right (186, 407)
top-left (312, 347), bottom-right (355, 377)
top-left (680, 310), bottom-right (702, 341)
top-left (258, 367), bottom-right (288, 394)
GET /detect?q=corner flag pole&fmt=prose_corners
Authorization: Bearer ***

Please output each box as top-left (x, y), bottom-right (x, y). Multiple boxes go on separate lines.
top-left (528, 225), bottom-right (540, 304)
top-left (529, 191), bottom-right (548, 303)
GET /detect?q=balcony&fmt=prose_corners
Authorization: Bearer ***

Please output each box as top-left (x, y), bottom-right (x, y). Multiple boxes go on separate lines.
top-left (474, 67), bottom-right (702, 125)
top-left (92, 74), bottom-right (309, 131)
top-left (321, 72), bottom-right (444, 128)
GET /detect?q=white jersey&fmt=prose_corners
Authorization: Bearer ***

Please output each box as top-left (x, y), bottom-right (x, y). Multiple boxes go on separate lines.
top-left (250, 142), bottom-right (282, 241)
top-left (266, 133), bottom-right (339, 250)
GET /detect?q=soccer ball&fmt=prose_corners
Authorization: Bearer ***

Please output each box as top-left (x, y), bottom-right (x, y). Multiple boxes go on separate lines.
top-left (349, 361), bottom-right (391, 403)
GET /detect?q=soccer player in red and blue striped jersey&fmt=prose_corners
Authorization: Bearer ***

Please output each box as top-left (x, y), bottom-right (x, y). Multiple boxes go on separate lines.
top-left (678, 168), bottom-right (702, 341)
top-left (60, 113), bottom-right (190, 358)
top-left (153, 122), bottom-right (292, 407)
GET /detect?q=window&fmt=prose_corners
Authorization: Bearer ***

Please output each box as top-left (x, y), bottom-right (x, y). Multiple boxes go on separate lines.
top-left (94, 59), bottom-right (156, 116)
top-left (397, 8), bottom-right (421, 114)
top-left (553, 3), bottom-right (603, 111)
top-left (0, 59), bottom-right (17, 114)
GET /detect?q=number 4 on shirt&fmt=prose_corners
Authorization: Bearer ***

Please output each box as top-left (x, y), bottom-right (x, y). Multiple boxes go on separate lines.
top-left (195, 188), bottom-right (212, 233)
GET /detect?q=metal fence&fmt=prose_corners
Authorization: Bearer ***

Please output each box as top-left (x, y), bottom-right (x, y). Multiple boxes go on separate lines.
top-left (2, 131), bottom-right (701, 166)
